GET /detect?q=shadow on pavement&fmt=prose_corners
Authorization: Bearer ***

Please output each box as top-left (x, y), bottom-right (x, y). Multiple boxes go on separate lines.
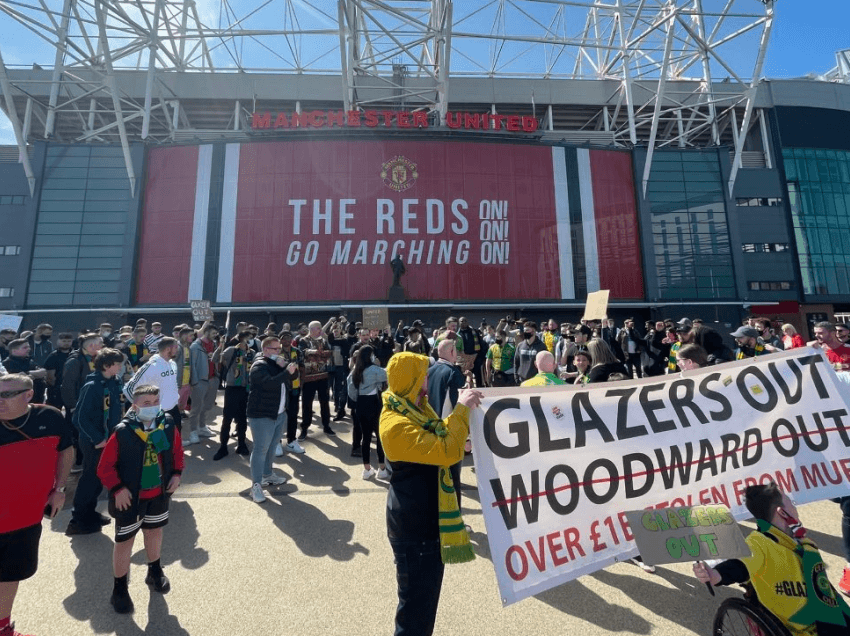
top-left (534, 579), bottom-right (653, 633)
top-left (260, 490), bottom-right (370, 561)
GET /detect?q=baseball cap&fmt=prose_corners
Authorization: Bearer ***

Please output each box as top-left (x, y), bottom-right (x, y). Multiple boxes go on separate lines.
top-left (677, 317), bottom-right (693, 328)
top-left (730, 326), bottom-right (759, 339)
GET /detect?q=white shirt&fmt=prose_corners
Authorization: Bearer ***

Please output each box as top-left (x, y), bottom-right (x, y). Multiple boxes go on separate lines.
top-left (124, 354), bottom-right (179, 410)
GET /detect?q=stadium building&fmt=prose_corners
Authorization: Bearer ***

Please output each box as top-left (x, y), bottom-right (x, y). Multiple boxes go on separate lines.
top-left (0, 0), bottom-right (849, 335)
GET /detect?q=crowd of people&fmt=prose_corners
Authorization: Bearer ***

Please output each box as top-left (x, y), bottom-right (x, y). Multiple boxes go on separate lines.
top-left (2, 311), bottom-right (850, 636)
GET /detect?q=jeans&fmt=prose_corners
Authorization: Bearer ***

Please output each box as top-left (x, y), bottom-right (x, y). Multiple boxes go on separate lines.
top-left (390, 539), bottom-right (445, 636)
top-left (248, 413), bottom-right (286, 485)
top-left (834, 496), bottom-right (850, 562)
top-left (71, 436), bottom-right (104, 525)
top-left (301, 379), bottom-right (331, 432)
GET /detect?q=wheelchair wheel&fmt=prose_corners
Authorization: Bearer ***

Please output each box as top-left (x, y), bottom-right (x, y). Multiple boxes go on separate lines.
top-left (713, 597), bottom-right (791, 636)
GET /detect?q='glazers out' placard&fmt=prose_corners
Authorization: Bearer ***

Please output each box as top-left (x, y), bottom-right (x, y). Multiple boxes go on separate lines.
top-left (624, 505), bottom-right (751, 566)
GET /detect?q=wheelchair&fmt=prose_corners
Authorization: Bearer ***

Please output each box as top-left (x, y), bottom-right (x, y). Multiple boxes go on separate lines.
top-left (712, 584), bottom-right (791, 636)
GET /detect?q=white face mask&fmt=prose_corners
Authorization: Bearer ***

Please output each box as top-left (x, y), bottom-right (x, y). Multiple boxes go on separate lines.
top-left (137, 405), bottom-right (160, 421)
top-left (267, 354), bottom-right (278, 361)
top-left (371, 355), bottom-right (378, 365)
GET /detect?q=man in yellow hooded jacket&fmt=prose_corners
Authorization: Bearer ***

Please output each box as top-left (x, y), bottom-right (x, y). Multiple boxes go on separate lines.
top-left (380, 352), bottom-right (483, 636)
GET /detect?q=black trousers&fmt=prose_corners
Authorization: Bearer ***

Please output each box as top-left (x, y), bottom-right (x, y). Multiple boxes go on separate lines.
top-left (166, 404), bottom-right (182, 433)
top-left (624, 355), bottom-right (643, 378)
top-left (71, 436), bottom-right (103, 525)
top-left (285, 388), bottom-right (300, 443)
top-left (220, 386), bottom-right (248, 446)
top-left (390, 539), bottom-right (445, 636)
top-left (357, 394), bottom-right (384, 465)
top-left (301, 379), bottom-right (331, 432)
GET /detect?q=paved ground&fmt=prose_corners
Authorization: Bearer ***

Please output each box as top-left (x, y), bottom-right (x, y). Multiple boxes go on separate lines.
top-left (15, 397), bottom-right (849, 636)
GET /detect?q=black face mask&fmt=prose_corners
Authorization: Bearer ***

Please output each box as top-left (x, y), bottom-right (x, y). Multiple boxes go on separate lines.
top-left (523, 332), bottom-right (533, 340)
top-left (40, 334), bottom-right (51, 341)
top-left (495, 339), bottom-right (503, 345)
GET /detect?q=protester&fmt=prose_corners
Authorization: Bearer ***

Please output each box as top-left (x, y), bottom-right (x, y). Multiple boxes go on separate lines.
top-left (246, 337), bottom-right (298, 503)
top-left (185, 324), bottom-right (221, 446)
top-left (43, 332), bottom-right (74, 409)
top-left (212, 330), bottom-right (253, 460)
top-left (572, 350), bottom-right (592, 385)
top-left (616, 318), bottom-right (644, 378)
top-left (328, 317), bottom-right (355, 421)
top-left (65, 348), bottom-right (125, 536)
top-left (126, 327), bottom-right (150, 371)
top-left (380, 352), bottom-right (482, 636)
top-left (694, 483), bottom-right (850, 635)
top-left (347, 345), bottom-right (388, 480)
top-left (143, 322), bottom-right (165, 353)
top-left (97, 384), bottom-right (183, 614)
top-left (30, 324), bottom-right (53, 369)
top-left (403, 326), bottom-right (428, 355)
top-left (586, 340), bottom-right (628, 383)
top-left (754, 317), bottom-right (783, 350)
top-left (1, 340), bottom-right (47, 403)
top-left (781, 324), bottom-right (805, 350)
top-left (513, 322), bottom-right (547, 384)
top-left (675, 343), bottom-right (708, 370)
top-left (731, 326), bottom-right (770, 359)
top-left (297, 321), bottom-right (335, 440)
top-left (174, 327), bottom-right (194, 412)
top-left (520, 351), bottom-right (565, 386)
top-left (0, 373), bottom-right (74, 636)
top-left (457, 317), bottom-right (486, 388)
top-left (485, 329), bottom-right (515, 387)
top-left (276, 331), bottom-right (305, 456)
top-left (812, 322), bottom-right (850, 372)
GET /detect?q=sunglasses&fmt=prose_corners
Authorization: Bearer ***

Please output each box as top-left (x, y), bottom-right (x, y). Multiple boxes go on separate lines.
top-left (0, 388), bottom-right (30, 399)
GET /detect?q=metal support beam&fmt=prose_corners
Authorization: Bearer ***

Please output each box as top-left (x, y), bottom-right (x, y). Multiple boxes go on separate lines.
top-left (95, 0), bottom-right (136, 196)
top-left (642, 6), bottom-right (676, 198)
top-left (0, 47), bottom-right (36, 195)
top-left (142, 0), bottom-right (164, 139)
top-left (45, 0), bottom-right (73, 138)
top-left (729, 1), bottom-right (774, 196)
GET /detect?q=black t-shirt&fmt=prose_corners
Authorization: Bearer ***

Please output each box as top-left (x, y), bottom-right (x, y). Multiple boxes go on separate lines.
top-left (587, 362), bottom-right (629, 384)
top-left (0, 404), bottom-right (73, 450)
top-left (43, 349), bottom-right (70, 386)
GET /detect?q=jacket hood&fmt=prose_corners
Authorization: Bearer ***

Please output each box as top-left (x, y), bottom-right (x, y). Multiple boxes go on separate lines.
top-left (385, 352), bottom-right (429, 401)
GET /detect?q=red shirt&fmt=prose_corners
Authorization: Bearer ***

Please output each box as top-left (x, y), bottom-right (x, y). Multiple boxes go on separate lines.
top-left (825, 344), bottom-right (850, 372)
top-left (202, 338), bottom-right (215, 379)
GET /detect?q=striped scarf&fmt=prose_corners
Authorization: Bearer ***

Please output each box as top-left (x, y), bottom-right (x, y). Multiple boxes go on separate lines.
top-left (383, 390), bottom-right (475, 564)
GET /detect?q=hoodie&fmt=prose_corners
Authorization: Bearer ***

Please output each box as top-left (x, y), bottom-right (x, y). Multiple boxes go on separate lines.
top-left (379, 352), bottom-right (470, 542)
top-left (73, 371), bottom-right (124, 445)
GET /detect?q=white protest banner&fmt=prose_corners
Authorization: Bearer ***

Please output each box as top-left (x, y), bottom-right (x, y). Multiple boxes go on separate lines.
top-left (0, 314), bottom-right (23, 332)
top-left (470, 348), bottom-right (850, 606)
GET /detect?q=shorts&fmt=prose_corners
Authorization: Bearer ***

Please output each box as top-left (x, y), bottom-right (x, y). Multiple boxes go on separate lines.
top-left (0, 523), bottom-right (42, 582)
top-left (114, 496), bottom-right (170, 543)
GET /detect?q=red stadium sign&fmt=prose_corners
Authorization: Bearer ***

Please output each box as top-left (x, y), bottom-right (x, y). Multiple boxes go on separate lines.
top-left (251, 110), bottom-right (539, 132)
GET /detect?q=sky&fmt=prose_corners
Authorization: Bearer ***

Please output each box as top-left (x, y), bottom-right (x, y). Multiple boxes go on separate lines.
top-left (0, 0), bottom-right (848, 146)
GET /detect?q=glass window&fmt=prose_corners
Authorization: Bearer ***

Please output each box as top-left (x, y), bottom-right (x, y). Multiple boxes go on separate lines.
top-left (0, 287), bottom-right (14, 297)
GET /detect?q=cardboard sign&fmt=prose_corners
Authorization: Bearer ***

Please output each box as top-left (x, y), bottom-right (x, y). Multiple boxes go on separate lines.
top-left (362, 307), bottom-right (389, 331)
top-left (624, 505), bottom-right (751, 566)
top-left (190, 299), bottom-right (214, 322)
top-left (0, 314), bottom-right (23, 333)
top-left (582, 290), bottom-right (609, 322)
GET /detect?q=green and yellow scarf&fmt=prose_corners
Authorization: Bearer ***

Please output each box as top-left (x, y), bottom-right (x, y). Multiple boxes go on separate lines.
top-left (383, 389), bottom-right (475, 565)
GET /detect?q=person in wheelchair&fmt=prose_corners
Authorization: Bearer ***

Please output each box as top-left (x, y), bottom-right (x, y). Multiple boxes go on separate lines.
top-left (694, 483), bottom-right (850, 636)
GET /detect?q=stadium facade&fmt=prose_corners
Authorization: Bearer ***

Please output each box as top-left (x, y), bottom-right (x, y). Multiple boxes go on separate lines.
top-left (0, 1), bottom-right (849, 336)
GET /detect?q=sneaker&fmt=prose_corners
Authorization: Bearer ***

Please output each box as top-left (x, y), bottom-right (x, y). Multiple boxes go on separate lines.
top-left (250, 483), bottom-right (266, 503)
top-left (274, 443), bottom-right (284, 457)
top-left (376, 468), bottom-right (390, 480)
top-left (350, 447), bottom-right (362, 457)
top-left (839, 567), bottom-right (850, 596)
top-left (145, 569), bottom-right (171, 594)
top-left (286, 441), bottom-right (306, 454)
top-left (90, 512), bottom-right (111, 527)
top-left (235, 444), bottom-right (250, 456)
top-left (110, 586), bottom-right (134, 614)
top-left (70, 463), bottom-right (84, 474)
top-left (198, 426), bottom-right (216, 438)
top-left (212, 446), bottom-right (228, 461)
top-left (362, 467), bottom-right (377, 480)
top-left (297, 430), bottom-right (308, 441)
top-left (630, 557), bottom-right (656, 574)
top-left (332, 409), bottom-right (346, 421)
top-left (262, 473), bottom-right (288, 486)
top-left (65, 519), bottom-right (102, 536)
top-left (323, 425), bottom-right (336, 437)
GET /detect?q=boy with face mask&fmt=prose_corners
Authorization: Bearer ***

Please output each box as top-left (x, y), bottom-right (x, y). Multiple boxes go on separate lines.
top-left (96, 384), bottom-right (183, 614)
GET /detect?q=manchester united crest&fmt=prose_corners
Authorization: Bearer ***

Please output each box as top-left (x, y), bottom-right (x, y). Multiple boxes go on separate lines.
top-left (380, 156), bottom-right (418, 192)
